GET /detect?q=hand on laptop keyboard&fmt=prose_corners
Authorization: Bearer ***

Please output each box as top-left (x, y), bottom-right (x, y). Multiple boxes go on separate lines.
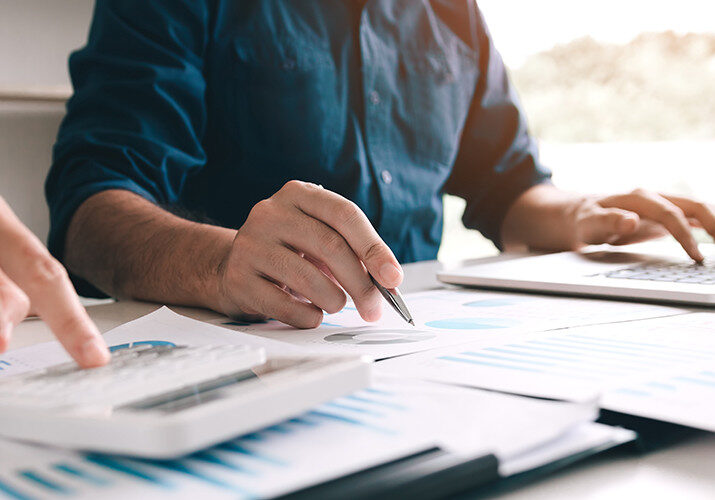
top-left (587, 190), bottom-right (713, 262)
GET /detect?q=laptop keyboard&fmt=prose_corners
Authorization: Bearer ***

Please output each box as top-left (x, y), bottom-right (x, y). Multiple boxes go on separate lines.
top-left (603, 262), bottom-right (715, 285)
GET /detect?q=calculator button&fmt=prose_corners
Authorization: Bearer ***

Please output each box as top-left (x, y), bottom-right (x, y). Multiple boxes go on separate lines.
top-left (0, 344), bottom-right (264, 412)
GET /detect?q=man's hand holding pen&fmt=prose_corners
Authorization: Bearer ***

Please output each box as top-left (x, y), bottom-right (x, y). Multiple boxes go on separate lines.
top-left (215, 181), bottom-right (406, 328)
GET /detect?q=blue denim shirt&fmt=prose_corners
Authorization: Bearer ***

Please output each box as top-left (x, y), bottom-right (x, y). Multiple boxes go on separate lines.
top-left (46, 0), bottom-right (550, 294)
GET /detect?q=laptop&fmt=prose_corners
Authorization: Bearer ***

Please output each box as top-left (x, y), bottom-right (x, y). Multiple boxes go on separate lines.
top-left (438, 241), bottom-right (715, 307)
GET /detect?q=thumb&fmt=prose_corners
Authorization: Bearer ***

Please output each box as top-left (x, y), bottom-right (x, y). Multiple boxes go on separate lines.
top-left (580, 207), bottom-right (639, 245)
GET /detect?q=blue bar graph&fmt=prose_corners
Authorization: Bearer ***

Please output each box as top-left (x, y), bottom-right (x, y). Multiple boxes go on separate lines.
top-left (462, 351), bottom-right (554, 367)
top-left (18, 470), bottom-right (73, 495)
top-left (217, 442), bottom-right (287, 467)
top-left (0, 477), bottom-right (34, 500)
top-left (343, 394), bottom-right (406, 410)
top-left (307, 410), bottom-right (395, 435)
top-left (84, 455), bottom-right (173, 488)
top-left (439, 355), bottom-right (542, 373)
top-left (435, 329), bottom-right (715, 390)
top-left (324, 401), bottom-right (385, 417)
top-left (674, 376), bottom-right (715, 388)
top-left (6, 385), bottom-right (411, 499)
top-left (645, 381), bottom-right (676, 391)
top-left (139, 459), bottom-right (241, 492)
top-left (52, 463), bottom-right (110, 487)
top-left (190, 451), bottom-right (258, 475)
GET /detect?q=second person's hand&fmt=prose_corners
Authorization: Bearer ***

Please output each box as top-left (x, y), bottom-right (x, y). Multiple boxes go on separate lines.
top-left (216, 181), bottom-right (404, 328)
top-left (0, 196), bottom-right (109, 368)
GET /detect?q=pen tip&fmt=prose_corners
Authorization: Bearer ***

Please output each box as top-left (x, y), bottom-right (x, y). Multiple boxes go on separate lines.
top-left (408, 319), bottom-right (415, 326)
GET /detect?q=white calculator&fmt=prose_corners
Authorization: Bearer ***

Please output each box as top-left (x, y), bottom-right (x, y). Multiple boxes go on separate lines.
top-left (0, 344), bottom-right (371, 458)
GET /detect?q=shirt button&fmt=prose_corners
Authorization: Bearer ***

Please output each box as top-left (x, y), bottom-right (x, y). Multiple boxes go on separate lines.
top-left (369, 90), bottom-right (381, 105)
top-left (381, 170), bottom-right (393, 184)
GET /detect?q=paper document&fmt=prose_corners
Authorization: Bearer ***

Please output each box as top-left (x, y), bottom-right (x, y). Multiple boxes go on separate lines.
top-left (212, 289), bottom-right (686, 359)
top-left (498, 423), bottom-right (635, 477)
top-left (0, 377), bottom-right (604, 499)
top-left (0, 307), bottom-right (306, 378)
top-left (380, 312), bottom-right (715, 431)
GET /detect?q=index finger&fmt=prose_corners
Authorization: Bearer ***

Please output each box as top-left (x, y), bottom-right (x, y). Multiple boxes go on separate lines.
top-left (280, 182), bottom-right (403, 288)
top-left (661, 194), bottom-right (715, 240)
top-left (0, 198), bottom-right (109, 367)
top-left (600, 191), bottom-right (704, 262)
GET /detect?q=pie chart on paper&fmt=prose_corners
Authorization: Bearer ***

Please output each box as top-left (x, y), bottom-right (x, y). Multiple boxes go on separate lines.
top-left (324, 329), bottom-right (435, 345)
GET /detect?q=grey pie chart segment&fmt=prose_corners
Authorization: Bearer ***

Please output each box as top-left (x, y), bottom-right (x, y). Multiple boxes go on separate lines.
top-left (324, 329), bottom-right (435, 345)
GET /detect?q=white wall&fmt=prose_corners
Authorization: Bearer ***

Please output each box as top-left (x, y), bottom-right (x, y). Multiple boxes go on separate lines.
top-left (0, 0), bottom-right (94, 89)
top-left (0, 0), bottom-right (94, 242)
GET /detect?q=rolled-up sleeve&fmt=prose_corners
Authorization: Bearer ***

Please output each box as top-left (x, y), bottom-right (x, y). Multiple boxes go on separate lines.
top-left (444, 5), bottom-right (551, 249)
top-left (45, 0), bottom-right (210, 266)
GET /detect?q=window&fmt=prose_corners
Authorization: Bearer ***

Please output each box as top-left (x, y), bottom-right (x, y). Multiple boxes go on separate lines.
top-left (439, 0), bottom-right (715, 262)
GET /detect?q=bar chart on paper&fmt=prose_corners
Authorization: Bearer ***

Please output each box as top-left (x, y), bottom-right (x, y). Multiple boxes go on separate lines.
top-left (213, 289), bottom-right (686, 359)
top-left (379, 312), bottom-right (715, 430)
top-left (0, 387), bottom-right (431, 500)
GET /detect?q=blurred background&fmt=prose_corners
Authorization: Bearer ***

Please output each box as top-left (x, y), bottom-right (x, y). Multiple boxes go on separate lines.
top-left (441, 0), bottom-right (715, 261)
top-left (0, 0), bottom-right (713, 261)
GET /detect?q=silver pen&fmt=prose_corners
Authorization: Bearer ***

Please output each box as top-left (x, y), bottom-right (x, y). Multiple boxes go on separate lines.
top-left (369, 273), bottom-right (415, 326)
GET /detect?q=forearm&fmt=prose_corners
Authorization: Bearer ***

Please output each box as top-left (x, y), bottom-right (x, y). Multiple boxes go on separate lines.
top-left (500, 184), bottom-right (588, 252)
top-left (64, 190), bottom-right (234, 310)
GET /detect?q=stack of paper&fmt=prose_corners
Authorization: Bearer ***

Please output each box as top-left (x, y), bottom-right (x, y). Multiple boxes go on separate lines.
top-left (0, 376), bottom-right (630, 499)
top-left (0, 308), bottom-right (635, 499)
top-left (211, 288), bottom-right (686, 359)
top-left (379, 312), bottom-right (715, 432)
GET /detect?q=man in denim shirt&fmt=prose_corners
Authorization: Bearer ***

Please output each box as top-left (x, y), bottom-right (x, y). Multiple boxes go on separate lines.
top-left (47, 1), bottom-right (714, 327)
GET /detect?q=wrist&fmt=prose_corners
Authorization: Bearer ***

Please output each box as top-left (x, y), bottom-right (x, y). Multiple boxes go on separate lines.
top-left (191, 224), bottom-right (236, 312)
top-left (501, 185), bottom-right (590, 251)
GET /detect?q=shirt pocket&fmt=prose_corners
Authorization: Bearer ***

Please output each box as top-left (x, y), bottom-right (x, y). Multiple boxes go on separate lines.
top-left (230, 35), bottom-right (342, 174)
top-left (399, 26), bottom-right (480, 169)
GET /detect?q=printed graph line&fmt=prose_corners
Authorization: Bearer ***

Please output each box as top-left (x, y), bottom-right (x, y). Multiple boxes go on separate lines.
top-left (52, 462), bottom-right (111, 486)
top-left (462, 351), bottom-right (554, 367)
top-left (0, 477), bottom-right (33, 500)
top-left (264, 423), bottom-right (293, 435)
top-left (484, 344), bottom-right (634, 375)
top-left (342, 394), bottom-right (406, 411)
top-left (528, 341), bottom-right (664, 366)
top-left (288, 416), bottom-right (319, 427)
top-left (217, 442), bottom-right (288, 467)
top-left (674, 377), bottom-right (715, 389)
top-left (18, 470), bottom-right (73, 495)
top-left (190, 451), bottom-right (258, 476)
top-left (568, 334), bottom-right (715, 357)
top-left (307, 410), bottom-right (395, 435)
top-left (481, 348), bottom-right (630, 376)
top-left (455, 352), bottom-right (598, 380)
top-left (324, 401), bottom-right (385, 417)
top-left (84, 455), bottom-right (173, 488)
top-left (552, 338), bottom-right (683, 362)
top-left (439, 355), bottom-right (542, 373)
top-left (560, 336), bottom-right (710, 361)
top-left (513, 343), bottom-right (643, 371)
top-left (141, 459), bottom-right (242, 492)
top-left (645, 382), bottom-right (677, 391)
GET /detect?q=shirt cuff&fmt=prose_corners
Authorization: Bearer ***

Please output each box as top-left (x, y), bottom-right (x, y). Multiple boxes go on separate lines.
top-left (463, 167), bottom-right (553, 251)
